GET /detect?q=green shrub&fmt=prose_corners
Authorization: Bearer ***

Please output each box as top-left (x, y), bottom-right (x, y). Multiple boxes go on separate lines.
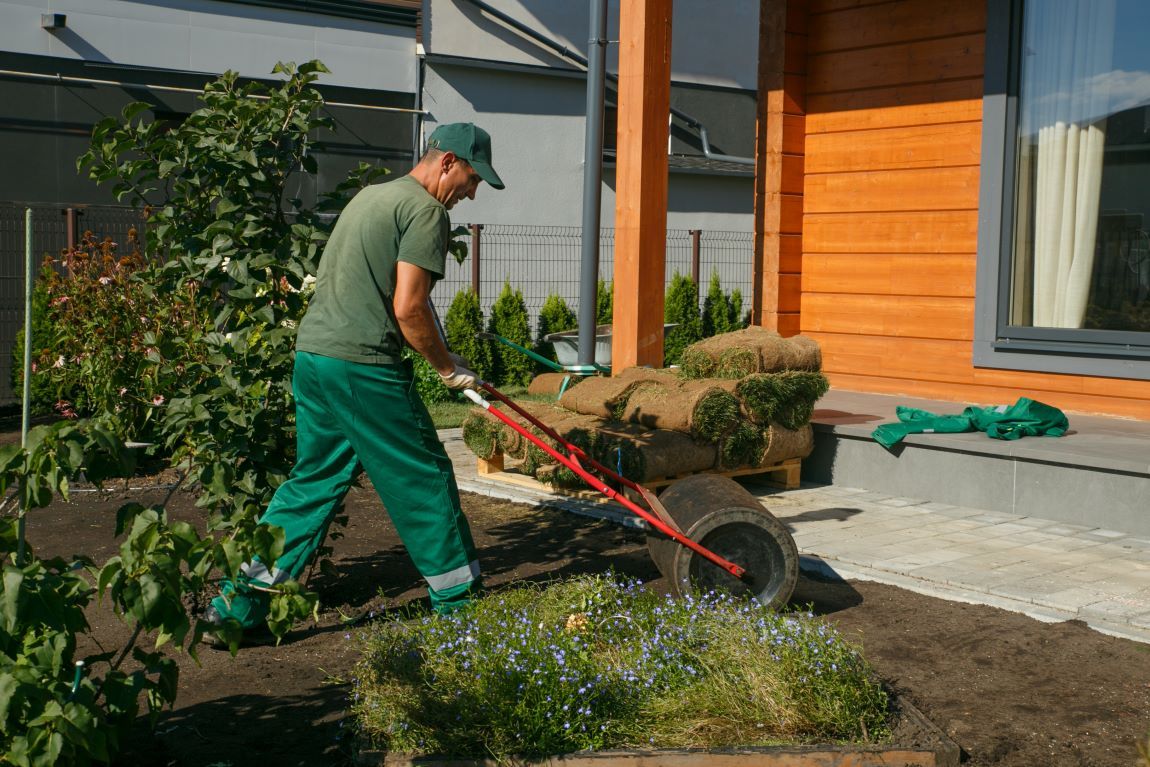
top-left (444, 288), bottom-right (492, 381)
top-left (12, 262), bottom-right (58, 416)
top-left (487, 281), bottom-right (533, 387)
top-left (663, 271), bottom-right (702, 364)
top-left (596, 279), bottom-right (613, 324)
top-left (535, 293), bottom-right (577, 365)
top-left (353, 574), bottom-right (890, 760)
top-left (403, 348), bottom-right (452, 405)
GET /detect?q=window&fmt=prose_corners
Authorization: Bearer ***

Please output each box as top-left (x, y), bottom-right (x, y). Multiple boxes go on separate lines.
top-left (975, 0), bottom-right (1150, 377)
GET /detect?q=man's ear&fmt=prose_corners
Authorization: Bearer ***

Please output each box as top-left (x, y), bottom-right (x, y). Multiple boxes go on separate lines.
top-left (440, 151), bottom-right (458, 173)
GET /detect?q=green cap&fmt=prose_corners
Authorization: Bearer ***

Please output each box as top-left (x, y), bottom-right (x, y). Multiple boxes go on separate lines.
top-left (427, 122), bottom-right (505, 190)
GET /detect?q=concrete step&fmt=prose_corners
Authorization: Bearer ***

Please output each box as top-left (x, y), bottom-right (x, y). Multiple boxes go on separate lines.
top-left (804, 389), bottom-right (1150, 538)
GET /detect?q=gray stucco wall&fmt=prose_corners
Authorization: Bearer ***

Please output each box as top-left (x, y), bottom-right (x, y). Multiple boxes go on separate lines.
top-left (1, 0), bottom-right (416, 92)
top-left (426, 0), bottom-right (758, 90)
top-left (423, 62), bottom-right (754, 232)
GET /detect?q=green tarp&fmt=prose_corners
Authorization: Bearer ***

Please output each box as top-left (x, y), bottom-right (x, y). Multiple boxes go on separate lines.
top-left (872, 397), bottom-right (1069, 449)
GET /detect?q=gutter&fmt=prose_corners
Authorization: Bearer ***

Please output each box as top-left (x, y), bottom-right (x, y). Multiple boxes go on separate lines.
top-left (458, 0), bottom-right (755, 166)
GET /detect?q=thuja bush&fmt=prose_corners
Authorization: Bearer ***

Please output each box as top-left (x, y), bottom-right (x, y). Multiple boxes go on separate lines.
top-left (353, 574), bottom-right (890, 760)
top-left (535, 293), bottom-right (577, 364)
top-left (663, 271), bottom-right (702, 364)
top-left (596, 279), bottom-right (613, 324)
top-left (444, 288), bottom-right (492, 382)
top-left (701, 271), bottom-right (748, 338)
top-left (487, 281), bottom-right (533, 387)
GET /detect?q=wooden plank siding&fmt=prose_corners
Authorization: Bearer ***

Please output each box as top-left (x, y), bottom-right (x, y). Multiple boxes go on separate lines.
top-left (799, 0), bottom-right (1150, 418)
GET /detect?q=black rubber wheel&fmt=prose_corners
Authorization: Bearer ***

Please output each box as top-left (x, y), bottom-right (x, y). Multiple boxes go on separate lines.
top-left (668, 506), bottom-right (799, 609)
top-left (645, 474), bottom-right (800, 609)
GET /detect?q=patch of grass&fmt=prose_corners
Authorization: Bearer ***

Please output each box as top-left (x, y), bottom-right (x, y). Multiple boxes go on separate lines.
top-left (352, 574), bottom-right (890, 761)
top-left (425, 386), bottom-right (553, 429)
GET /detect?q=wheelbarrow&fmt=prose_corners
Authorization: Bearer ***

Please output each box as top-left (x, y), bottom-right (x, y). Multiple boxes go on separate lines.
top-left (476, 331), bottom-right (608, 398)
top-left (464, 382), bottom-right (800, 608)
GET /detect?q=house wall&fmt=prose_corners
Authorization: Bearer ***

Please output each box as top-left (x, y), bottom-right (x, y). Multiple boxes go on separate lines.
top-left (798, 0), bottom-right (1150, 419)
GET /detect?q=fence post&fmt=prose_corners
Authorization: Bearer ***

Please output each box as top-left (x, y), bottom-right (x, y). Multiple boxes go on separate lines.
top-left (690, 229), bottom-right (702, 294)
top-left (470, 223), bottom-right (483, 297)
top-left (63, 207), bottom-right (81, 251)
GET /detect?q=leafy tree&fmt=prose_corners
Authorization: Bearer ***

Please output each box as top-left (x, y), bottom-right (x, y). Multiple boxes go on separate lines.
top-left (663, 271), bottom-right (702, 364)
top-left (535, 293), bottom-right (577, 365)
top-left (444, 288), bottom-right (492, 381)
top-left (487, 281), bottom-right (532, 387)
top-left (729, 287), bottom-right (748, 329)
top-left (79, 60), bottom-right (385, 531)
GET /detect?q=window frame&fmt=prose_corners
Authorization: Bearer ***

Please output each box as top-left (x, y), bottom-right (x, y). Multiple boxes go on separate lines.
top-left (974, 0), bottom-right (1150, 379)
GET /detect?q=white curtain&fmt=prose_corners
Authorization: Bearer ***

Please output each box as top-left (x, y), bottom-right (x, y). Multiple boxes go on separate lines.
top-left (1024, 0), bottom-right (1116, 328)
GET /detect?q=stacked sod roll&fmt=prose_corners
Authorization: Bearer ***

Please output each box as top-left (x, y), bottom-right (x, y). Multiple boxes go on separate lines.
top-left (461, 328), bottom-right (828, 486)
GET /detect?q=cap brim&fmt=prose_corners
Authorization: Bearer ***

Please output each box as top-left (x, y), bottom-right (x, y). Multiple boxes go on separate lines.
top-left (471, 159), bottom-right (505, 190)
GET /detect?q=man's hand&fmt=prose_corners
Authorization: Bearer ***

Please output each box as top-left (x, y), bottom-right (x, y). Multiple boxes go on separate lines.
top-left (439, 363), bottom-right (480, 391)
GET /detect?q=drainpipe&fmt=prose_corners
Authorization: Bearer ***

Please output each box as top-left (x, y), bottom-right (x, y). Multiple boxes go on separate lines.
top-left (459, 0), bottom-right (754, 166)
top-left (577, 0), bottom-right (609, 368)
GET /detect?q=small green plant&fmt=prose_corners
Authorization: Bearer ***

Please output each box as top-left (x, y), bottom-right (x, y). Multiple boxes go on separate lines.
top-left (596, 279), bottom-right (613, 325)
top-left (663, 271), bottom-right (702, 364)
top-left (730, 287), bottom-right (747, 329)
top-left (11, 263), bottom-right (56, 416)
top-left (353, 574), bottom-right (890, 760)
top-left (535, 293), bottom-right (577, 365)
top-left (444, 288), bottom-right (492, 381)
top-left (487, 281), bottom-right (533, 387)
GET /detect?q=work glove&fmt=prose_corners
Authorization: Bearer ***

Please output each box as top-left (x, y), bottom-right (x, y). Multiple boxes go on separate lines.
top-left (439, 363), bottom-right (480, 391)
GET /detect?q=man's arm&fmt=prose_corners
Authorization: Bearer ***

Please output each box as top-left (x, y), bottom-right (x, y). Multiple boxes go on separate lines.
top-left (394, 261), bottom-right (454, 375)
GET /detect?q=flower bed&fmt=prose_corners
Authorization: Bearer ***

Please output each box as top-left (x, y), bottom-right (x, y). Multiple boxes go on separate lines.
top-left (351, 575), bottom-right (891, 762)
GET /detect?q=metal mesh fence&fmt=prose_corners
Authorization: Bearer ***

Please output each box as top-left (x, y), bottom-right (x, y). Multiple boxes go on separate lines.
top-left (438, 224), bottom-right (754, 333)
top-left (0, 208), bottom-right (753, 405)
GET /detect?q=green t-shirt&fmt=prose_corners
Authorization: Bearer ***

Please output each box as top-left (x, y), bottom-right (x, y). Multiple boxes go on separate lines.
top-left (296, 176), bottom-right (449, 364)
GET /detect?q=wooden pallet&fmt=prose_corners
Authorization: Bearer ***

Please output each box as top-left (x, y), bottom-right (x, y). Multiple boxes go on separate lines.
top-left (476, 452), bottom-right (802, 499)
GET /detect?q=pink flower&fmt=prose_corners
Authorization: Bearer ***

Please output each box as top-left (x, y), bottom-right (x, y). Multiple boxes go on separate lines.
top-left (151, 395), bottom-right (165, 406)
top-left (53, 355), bottom-right (65, 369)
top-left (119, 387), bottom-right (127, 396)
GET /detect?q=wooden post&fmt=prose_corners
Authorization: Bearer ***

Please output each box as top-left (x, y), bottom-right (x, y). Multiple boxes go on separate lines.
top-left (753, 0), bottom-right (807, 336)
top-left (612, 0), bottom-right (672, 371)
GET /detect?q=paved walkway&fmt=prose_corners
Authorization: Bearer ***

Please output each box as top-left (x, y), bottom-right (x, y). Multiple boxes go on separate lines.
top-left (441, 429), bottom-right (1150, 645)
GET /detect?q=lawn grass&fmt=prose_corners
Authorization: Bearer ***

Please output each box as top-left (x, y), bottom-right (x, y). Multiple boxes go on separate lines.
top-left (352, 574), bottom-right (890, 760)
top-left (426, 386), bottom-right (554, 429)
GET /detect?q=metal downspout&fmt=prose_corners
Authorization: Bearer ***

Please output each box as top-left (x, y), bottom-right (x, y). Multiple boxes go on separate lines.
top-left (458, 0), bottom-right (754, 166)
top-left (577, 0), bottom-right (609, 367)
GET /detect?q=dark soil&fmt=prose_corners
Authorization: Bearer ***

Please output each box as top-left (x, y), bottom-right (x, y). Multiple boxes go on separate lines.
top-left (24, 478), bottom-right (1150, 767)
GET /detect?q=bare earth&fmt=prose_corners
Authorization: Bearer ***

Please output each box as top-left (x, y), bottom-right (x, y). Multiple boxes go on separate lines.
top-left (24, 480), bottom-right (1150, 767)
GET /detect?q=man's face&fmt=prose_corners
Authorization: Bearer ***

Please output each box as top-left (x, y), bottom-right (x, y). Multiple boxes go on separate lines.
top-left (440, 154), bottom-right (482, 210)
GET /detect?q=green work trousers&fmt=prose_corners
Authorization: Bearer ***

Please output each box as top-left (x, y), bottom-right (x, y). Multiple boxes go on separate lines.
top-left (240, 351), bottom-right (480, 616)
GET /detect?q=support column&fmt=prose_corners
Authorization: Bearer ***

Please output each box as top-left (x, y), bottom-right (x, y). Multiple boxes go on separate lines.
top-left (753, 0), bottom-right (807, 336)
top-left (612, 0), bottom-right (672, 371)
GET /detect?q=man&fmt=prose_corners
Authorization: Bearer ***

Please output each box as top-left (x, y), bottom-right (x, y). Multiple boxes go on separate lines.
top-left (204, 122), bottom-right (504, 641)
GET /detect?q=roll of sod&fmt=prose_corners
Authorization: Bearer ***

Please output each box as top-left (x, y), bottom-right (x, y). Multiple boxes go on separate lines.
top-left (735, 370), bottom-right (830, 430)
top-left (591, 422), bottom-right (717, 483)
top-left (621, 379), bottom-right (740, 442)
top-left (759, 422), bottom-right (815, 467)
top-left (557, 368), bottom-right (665, 419)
